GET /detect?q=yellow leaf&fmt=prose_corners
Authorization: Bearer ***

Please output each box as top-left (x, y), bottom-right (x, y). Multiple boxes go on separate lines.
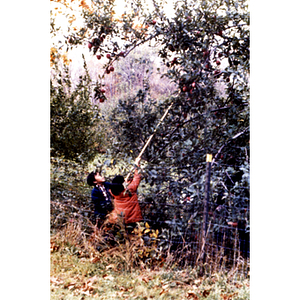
top-left (151, 232), bottom-right (158, 238)
top-left (145, 222), bottom-right (150, 228)
top-left (144, 229), bottom-right (150, 234)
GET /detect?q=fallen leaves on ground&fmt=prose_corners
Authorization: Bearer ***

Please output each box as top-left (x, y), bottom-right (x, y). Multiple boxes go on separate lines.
top-left (102, 273), bottom-right (114, 281)
top-left (187, 291), bottom-right (200, 299)
top-left (221, 292), bottom-right (238, 300)
top-left (50, 276), bottom-right (64, 286)
top-left (51, 274), bottom-right (101, 297)
top-left (202, 289), bottom-right (211, 297)
top-left (137, 274), bottom-right (153, 284)
top-left (51, 250), bottom-right (250, 300)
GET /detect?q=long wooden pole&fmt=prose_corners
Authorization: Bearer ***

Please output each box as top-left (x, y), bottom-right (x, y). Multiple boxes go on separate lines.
top-left (125, 102), bottom-right (173, 181)
top-left (200, 154), bottom-right (212, 272)
top-left (197, 154), bottom-right (212, 276)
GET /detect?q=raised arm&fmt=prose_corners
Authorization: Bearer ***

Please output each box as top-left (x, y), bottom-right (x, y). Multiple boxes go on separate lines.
top-left (127, 169), bottom-right (141, 192)
top-left (126, 157), bottom-right (141, 192)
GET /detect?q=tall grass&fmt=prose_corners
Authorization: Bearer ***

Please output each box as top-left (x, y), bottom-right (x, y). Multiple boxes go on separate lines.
top-left (51, 218), bottom-right (249, 277)
top-left (51, 219), bottom-right (250, 299)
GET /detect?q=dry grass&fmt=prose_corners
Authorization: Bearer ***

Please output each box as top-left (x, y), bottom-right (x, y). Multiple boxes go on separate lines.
top-left (51, 253), bottom-right (249, 299)
top-left (50, 219), bottom-right (249, 299)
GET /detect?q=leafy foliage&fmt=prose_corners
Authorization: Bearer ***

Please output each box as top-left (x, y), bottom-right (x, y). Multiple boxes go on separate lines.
top-left (76, 0), bottom-right (250, 256)
top-left (51, 0), bottom-right (250, 269)
top-left (50, 58), bottom-right (105, 163)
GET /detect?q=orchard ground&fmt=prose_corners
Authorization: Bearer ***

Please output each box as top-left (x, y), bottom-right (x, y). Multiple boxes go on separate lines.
top-left (50, 232), bottom-right (250, 300)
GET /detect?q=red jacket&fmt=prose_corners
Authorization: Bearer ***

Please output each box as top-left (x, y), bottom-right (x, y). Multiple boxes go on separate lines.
top-left (109, 169), bottom-right (143, 224)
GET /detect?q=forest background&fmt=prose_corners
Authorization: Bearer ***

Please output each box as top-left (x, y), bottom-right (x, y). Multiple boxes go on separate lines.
top-left (1, 1), bottom-right (300, 299)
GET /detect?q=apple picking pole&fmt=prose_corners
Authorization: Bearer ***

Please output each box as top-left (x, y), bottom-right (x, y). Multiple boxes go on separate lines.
top-left (199, 154), bottom-right (212, 274)
top-left (125, 102), bottom-right (173, 182)
top-left (137, 102), bottom-right (173, 160)
top-left (203, 154), bottom-right (212, 238)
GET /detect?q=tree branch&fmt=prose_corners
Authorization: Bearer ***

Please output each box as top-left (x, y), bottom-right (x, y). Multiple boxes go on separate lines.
top-left (100, 31), bottom-right (162, 78)
top-left (211, 126), bottom-right (249, 166)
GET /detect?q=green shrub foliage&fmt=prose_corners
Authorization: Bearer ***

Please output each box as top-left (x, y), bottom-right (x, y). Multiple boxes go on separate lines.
top-left (50, 59), bottom-right (105, 163)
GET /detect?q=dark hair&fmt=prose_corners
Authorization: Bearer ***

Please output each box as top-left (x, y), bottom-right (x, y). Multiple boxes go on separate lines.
top-left (87, 172), bottom-right (96, 186)
top-left (110, 183), bottom-right (125, 196)
top-left (111, 175), bottom-right (125, 196)
top-left (112, 175), bottom-right (124, 184)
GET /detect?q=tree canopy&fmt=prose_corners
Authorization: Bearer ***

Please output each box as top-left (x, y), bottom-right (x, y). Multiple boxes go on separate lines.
top-left (51, 0), bottom-right (250, 258)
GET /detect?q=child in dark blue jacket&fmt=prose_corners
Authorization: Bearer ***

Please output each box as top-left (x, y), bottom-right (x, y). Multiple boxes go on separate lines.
top-left (87, 172), bottom-right (113, 227)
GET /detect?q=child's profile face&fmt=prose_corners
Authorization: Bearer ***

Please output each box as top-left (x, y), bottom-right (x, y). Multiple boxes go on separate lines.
top-left (94, 173), bottom-right (105, 184)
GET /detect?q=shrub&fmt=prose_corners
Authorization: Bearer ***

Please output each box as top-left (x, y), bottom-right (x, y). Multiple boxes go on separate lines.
top-left (50, 58), bottom-right (105, 163)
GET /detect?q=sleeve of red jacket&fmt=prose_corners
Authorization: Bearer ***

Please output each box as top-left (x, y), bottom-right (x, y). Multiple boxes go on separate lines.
top-left (127, 169), bottom-right (141, 192)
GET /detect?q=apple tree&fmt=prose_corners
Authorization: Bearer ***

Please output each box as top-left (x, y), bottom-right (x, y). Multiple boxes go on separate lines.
top-left (66, 0), bottom-right (250, 260)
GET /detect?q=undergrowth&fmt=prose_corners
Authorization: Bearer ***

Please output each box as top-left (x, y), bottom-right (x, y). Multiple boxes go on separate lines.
top-left (50, 219), bottom-right (249, 299)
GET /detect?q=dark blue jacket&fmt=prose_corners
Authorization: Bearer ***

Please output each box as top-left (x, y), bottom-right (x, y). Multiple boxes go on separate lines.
top-left (91, 182), bottom-right (113, 219)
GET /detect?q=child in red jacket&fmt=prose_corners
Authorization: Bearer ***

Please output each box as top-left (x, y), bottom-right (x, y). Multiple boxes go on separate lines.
top-left (108, 158), bottom-right (143, 230)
